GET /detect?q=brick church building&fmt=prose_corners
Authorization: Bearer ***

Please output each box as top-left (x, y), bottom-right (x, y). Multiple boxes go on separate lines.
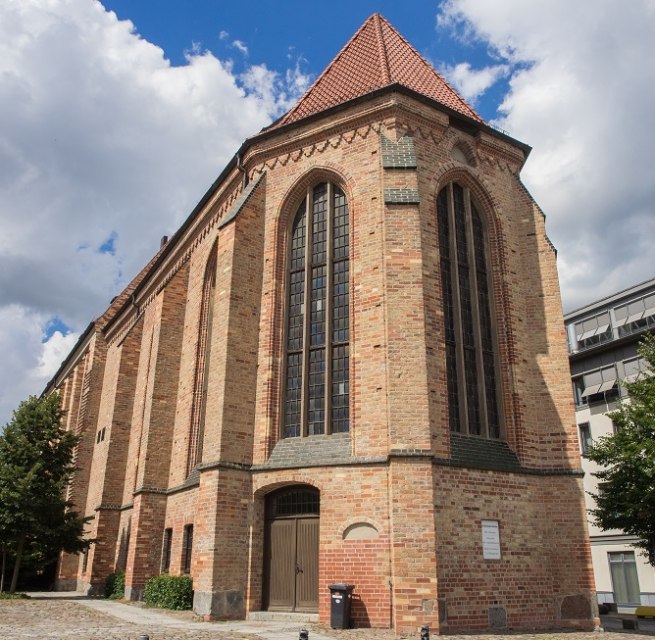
top-left (47, 14), bottom-right (597, 634)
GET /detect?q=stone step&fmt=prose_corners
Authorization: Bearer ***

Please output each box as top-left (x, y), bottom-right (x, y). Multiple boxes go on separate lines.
top-left (248, 610), bottom-right (319, 623)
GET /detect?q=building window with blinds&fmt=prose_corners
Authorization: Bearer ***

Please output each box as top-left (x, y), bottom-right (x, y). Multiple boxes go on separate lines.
top-left (437, 182), bottom-right (502, 439)
top-left (283, 182), bottom-right (349, 438)
top-left (575, 365), bottom-right (618, 405)
top-left (609, 551), bottom-right (640, 605)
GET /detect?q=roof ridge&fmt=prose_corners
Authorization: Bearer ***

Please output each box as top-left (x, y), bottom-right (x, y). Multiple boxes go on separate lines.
top-left (271, 13), bottom-right (482, 131)
top-left (376, 14), bottom-right (481, 121)
top-left (373, 13), bottom-right (391, 85)
top-left (277, 14), bottom-right (379, 128)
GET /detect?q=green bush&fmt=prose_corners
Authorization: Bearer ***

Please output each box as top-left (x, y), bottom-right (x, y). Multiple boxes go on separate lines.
top-left (104, 571), bottom-right (125, 599)
top-left (0, 592), bottom-right (29, 599)
top-left (143, 574), bottom-right (193, 610)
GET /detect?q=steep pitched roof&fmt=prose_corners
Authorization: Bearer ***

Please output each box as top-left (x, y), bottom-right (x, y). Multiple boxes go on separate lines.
top-left (273, 13), bottom-right (481, 129)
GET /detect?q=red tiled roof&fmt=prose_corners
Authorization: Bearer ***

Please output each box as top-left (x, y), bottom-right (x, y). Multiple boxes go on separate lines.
top-left (273, 13), bottom-right (481, 129)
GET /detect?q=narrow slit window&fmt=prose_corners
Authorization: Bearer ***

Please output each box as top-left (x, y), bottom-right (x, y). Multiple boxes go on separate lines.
top-left (182, 524), bottom-right (193, 575)
top-left (161, 528), bottom-right (172, 573)
top-left (187, 243), bottom-right (217, 475)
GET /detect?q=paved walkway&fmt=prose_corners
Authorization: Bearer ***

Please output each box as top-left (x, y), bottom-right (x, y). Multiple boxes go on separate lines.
top-left (1, 592), bottom-right (340, 640)
top-left (78, 599), bottom-right (335, 640)
top-left (0, 592), bottom-right (650, 640)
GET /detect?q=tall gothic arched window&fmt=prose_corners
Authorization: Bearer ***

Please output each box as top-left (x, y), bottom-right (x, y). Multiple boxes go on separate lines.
top-left (284, 182), bottom-right (349, 438)
top-left (437, 182), bottom-right (502, 439)
top-left (187, 243), bottom-right (217, 474)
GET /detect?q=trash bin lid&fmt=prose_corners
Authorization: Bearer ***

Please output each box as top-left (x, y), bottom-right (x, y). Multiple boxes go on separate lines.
top-left (328, 583), bottom-right (354, 591)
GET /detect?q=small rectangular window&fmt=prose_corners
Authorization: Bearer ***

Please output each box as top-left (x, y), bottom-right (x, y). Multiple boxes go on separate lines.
top-left (623, 357), bottom-right (650, 384)
top-left (581, 369), bottom-right (603, 397)
top-left (573, 378), bottom-right (587, 407)
top-left (614, 304), bottom-right (629, 327)
top-left (626, 300), bottom-right (646, 324)
top-left (575, 312), bottom-right (612, 349)
top-left (644, 294), bottom-right (655, 317)
top-left (609, 551), bottom-right (640, 605)
top-left (161, 528), bottom-right (172, 573)
top-left (581, 366), bottom-right (618, 403)
top-left (579, 422), bottom-right (592, 456)
top-left (597, 365), bottom-right (618, 393)
top-left (182, 524), bottom-right (193, 575)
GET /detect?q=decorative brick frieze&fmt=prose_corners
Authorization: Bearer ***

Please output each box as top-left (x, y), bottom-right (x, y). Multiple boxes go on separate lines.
top-left (383, 187), bottom-right (420, 204)
top-left (381, 133), bottom-right (417, 168)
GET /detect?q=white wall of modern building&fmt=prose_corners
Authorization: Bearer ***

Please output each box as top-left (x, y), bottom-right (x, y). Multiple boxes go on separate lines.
top-left (566, 278), bottom-right (655, 612)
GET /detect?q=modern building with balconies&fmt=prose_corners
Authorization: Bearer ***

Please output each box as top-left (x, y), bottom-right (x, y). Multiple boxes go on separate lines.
top-left (565, 277), bottom-right (655, 611)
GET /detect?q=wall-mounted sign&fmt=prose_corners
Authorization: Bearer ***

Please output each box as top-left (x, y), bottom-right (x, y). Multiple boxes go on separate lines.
top-left (481, 520), bottom-right (501, 560)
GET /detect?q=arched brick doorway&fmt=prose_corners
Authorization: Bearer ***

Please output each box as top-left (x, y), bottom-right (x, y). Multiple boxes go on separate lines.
top-left (264, 485), bottom-right (319, 612)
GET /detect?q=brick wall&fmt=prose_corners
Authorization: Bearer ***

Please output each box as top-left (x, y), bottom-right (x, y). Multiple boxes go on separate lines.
top-left (54, 88), bottom-right (595, 634)
top-left (434, 466), bottom-right (595, 630)
top-left (123, 263), bottom-right (188, 597)
top-left (83, 319), bottom-right (142, 592)
top-left (56, 330), bottom-right (108, 588)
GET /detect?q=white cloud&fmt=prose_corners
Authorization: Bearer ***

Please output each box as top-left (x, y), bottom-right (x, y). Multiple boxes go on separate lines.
top-left (286, 60), bottom-right (312, 97)
top-left (232, 39), bottom-right (248, 56)
top-left (439, 61), bottom-right (509, 102)
top-left (37, 330), bottom-right (81, 380)
top-left (240, 62), bottom-right (309, 114)
top-left (0, 0), bottom-right (303, 426)
top-left (0, 306), bottom-right (61, 427)
top-left (438, 0), bottom-right (655, 311)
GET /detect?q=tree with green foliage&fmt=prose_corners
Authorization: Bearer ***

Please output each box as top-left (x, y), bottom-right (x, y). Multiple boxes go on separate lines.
top-left (587, 333), bottom-right (655, 565)
top-left (0, 394), bottom-right (91, 592)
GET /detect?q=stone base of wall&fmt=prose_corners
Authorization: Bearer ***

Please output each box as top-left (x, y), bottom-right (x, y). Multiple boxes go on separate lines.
top-left (125, 586), bottom-right (144, 601)
top-left (54, 578), bottom-right (79, 592)
top-left (194, 589), bottom-right (245, 619)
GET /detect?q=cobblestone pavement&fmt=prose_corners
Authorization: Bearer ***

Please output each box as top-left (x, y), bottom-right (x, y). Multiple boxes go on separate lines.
top-left (0, 597), bottom-right (651, 640)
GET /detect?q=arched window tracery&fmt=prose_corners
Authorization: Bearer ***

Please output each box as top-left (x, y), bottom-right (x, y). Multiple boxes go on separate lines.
top-left (437, 182), bottom-right (502, 439)
top-left (283, 182), bottom-right (350, 438)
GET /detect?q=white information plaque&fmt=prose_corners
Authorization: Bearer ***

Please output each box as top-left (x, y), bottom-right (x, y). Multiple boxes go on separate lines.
top-left (481, 519), bottom-right (501, 559)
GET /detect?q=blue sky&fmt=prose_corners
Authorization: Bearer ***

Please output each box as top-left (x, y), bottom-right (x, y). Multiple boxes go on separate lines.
top-left (101, 0), bottom-right (511, 122)
top-left (1, 0), bottom-right (654, 426)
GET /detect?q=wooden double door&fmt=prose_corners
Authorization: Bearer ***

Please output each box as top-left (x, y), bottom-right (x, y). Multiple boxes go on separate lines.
top-left (264, 485), bottom-right (320, 613)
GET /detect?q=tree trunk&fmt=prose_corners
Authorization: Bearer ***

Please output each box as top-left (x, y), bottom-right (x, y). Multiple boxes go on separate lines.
top-left (9, 536), bottom-right (24, 594)
top-left (0, 548), bottom-right (6, 592)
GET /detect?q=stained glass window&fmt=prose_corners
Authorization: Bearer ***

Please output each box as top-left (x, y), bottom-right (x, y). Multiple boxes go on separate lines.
top-left (437, 182), bottom-right (502, 439)
top-left (283, 182), bottom-right (349, 437)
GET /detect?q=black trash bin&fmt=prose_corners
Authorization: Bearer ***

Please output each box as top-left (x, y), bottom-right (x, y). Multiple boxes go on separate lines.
top-left (328, 583), bottom-right (354, 629)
